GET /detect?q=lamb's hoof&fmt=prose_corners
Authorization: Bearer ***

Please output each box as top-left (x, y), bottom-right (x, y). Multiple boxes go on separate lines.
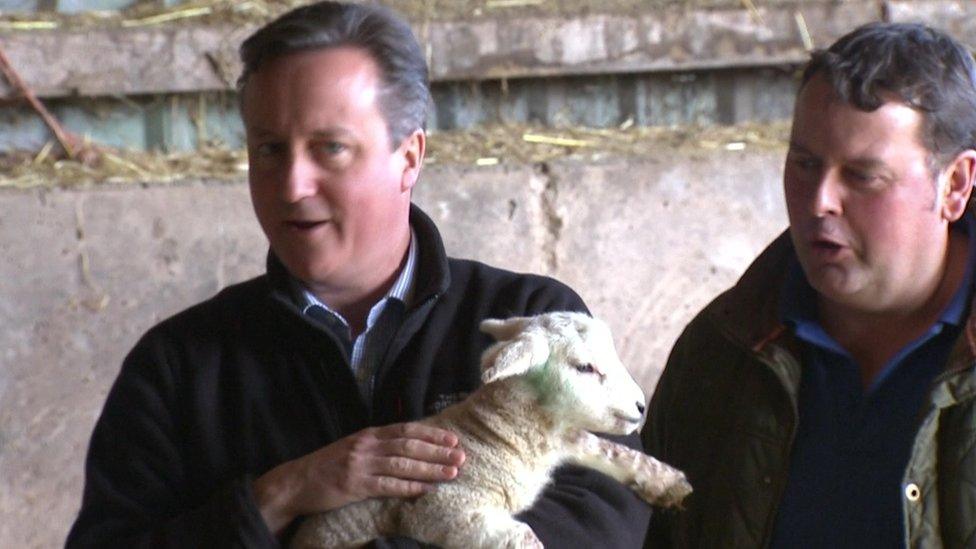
top-left (632, 473), bottom-right (693, 508)
top-left (658, 475), bottom-right (693, 508)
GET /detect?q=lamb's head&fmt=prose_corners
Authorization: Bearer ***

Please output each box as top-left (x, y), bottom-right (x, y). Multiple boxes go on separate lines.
top-left (479, 312), bottom-right (646, 435)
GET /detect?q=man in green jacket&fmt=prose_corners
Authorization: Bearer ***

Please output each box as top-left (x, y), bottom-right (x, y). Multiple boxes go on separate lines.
top-left (643, 22), bottom-right (976, 548)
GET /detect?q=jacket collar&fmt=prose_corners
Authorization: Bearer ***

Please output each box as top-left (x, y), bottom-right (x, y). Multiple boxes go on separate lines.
top-left (705, 231), bottom-right (803, 397)
top-left (407, 203), bottom-right (452, 307)
top-left (708, 230), bottom-right (794, 353)
top-left (937, 294), bottom-right (976, 408)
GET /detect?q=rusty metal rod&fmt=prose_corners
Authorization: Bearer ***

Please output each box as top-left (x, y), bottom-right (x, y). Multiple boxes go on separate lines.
top-left (0, 44), bottom-right (76, 158)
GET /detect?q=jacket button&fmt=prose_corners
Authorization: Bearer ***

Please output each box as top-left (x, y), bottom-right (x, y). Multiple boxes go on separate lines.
top-left (904, 483), bottom-right (921, 502)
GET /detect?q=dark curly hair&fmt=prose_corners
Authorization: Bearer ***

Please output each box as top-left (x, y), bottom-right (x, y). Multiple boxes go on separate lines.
top-left (802, 22), bottom-right (976, 171)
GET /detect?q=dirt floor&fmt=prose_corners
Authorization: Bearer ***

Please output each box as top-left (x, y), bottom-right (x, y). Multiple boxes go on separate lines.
top-left (0, 122), bottom-right (790, 189)
top-left (0, 0), bottom-right (856, 29)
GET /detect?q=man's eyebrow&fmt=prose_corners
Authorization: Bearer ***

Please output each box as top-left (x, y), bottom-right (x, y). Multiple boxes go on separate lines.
top-left (846, 158), bottom-right (890, 172)
top-left (245, 125), bottom-right (277, 138)
top-left (244, 127), bottom-right (357, 140)
top-left (787, 141), bottom-right (814, 155)
top-left (788, 141), bottom-right (891, 172)
top-left (310, 127), bottom-right (355, 139)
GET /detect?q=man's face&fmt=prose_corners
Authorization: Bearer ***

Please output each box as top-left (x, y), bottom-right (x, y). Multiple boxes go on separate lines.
top-left (784, 74), bottom-right (957, 313)
top-left (241, 47), bottom-right (422, 296)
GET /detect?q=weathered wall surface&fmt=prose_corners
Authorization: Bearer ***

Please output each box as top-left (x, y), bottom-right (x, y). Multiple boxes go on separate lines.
top-left (8, 1), bottom-right (971, 99)
top-left (0, 147), bottom-right (787, 547)
top-left (1, 2), bottom-right (971, 547)
top-left (1, 1), bottom-right (972, 152)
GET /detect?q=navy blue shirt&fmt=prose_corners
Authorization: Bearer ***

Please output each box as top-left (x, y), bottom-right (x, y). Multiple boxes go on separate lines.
top-left (771, 221), bottom-right (975, 549)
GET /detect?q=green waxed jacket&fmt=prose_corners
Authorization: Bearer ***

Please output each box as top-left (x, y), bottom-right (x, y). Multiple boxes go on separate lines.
top-left (642, 231), bottom-right (976, 549)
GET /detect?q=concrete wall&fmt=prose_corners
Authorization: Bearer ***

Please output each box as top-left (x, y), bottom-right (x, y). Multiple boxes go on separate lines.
top-left (0, 147), bottom-right (788, 547)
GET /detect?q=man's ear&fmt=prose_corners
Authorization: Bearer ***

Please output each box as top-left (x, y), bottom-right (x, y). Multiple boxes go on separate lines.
top-left (940, 149), bottom-right (976, 222)
top-left (398, 128), bottom-right (425, 193)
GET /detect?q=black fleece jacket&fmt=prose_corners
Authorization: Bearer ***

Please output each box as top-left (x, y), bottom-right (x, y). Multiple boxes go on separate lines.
top-left (67, 205), bottom-right (650, 548)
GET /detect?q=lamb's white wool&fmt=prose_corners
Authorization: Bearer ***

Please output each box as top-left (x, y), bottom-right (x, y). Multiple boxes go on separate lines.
top-left (292, 312), bottom-right (692, 549)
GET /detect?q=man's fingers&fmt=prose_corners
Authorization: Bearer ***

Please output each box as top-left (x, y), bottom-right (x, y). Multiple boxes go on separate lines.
top-left (383, 438), bottom-right (466, 466)
top-left (380, 422), bottom-right (459, 447)
top-left (368, 476), bottom-right (435, 498)
top-left (373, 456), bottom-right (460, 482)
top-left (365, 422), bottom-right (466, 468)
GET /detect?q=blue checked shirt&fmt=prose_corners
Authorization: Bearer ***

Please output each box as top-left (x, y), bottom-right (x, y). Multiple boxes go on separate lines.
top-left (294, 230), bottom-right (417, 403)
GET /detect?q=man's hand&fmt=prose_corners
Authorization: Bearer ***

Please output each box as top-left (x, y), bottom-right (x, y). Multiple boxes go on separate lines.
top-left (252, 422), bottom-right (466, 534)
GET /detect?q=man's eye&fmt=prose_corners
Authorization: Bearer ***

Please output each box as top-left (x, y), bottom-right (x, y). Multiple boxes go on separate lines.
top-left (575, 363), bottom-right (596, 374)
top-left (318, 141), bottom-right (347, 155)
top-left (790, 156), bottom-right (819, 171)
top-left (253, 142), bottom-right (283, 158)
top-left (845, 168), bottom-right (883, 187)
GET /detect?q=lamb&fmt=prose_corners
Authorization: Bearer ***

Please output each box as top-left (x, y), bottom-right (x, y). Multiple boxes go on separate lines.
top-left (292, 311), bottom-right (692, 549)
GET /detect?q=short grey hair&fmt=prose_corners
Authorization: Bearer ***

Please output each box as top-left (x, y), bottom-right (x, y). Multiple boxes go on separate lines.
top-left (238, 1), bottom-right (430, 147)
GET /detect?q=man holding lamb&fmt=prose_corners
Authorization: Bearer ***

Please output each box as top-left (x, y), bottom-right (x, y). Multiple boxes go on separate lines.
top-left (67, 2), bottom-right (653, 547)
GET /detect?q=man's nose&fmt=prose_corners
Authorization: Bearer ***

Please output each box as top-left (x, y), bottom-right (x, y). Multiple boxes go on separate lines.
top-left (811, 170), bottom-right (843, 217)
top-left (282, 153), bottom-right (319, 203)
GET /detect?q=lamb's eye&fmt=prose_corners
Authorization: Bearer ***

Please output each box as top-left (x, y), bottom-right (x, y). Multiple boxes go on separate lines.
top-left (575, 363), bottom-right (596, 374)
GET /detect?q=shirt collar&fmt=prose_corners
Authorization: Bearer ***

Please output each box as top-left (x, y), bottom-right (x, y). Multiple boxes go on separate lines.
top-left (294, 229), bottom-right (418, 324)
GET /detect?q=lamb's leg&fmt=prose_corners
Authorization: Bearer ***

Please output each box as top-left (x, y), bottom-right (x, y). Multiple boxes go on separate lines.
top-left (404, 506), bottom-right (542, 549)
top-left (290, 499), bottom-right (392, 549)
top-left (566, 430), bottom-right (692, 507)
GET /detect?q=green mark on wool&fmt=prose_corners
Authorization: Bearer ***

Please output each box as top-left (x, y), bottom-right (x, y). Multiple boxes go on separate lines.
top-left (524, 357), bottom-right (559, 405)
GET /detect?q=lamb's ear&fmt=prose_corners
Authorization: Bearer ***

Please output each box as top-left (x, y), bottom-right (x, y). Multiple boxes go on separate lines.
top-left (479, 316), bottom-right (533, 342)
top-left (480, 330), bottom-right (551, 384)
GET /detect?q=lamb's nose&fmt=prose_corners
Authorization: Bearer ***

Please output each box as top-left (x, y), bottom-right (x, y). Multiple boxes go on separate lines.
top-left (636, 402), bottom-right (646, 416)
